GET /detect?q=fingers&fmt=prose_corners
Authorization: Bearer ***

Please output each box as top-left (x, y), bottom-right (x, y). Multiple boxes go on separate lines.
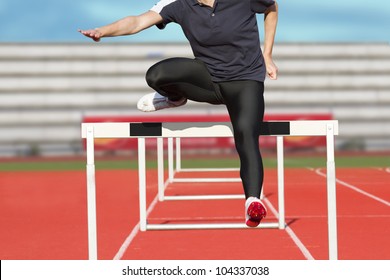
top-left (78, 29), bottom-right (101, 42)
top-left (78, 29), bottom-right (92, 36)
top-left (267, 67), bottom-right (278, 80)
top-left (264, 57), bottom-right (278, 80)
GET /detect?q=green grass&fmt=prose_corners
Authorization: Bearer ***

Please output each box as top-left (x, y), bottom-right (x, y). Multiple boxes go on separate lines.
top-left (0, 154), bottom-right (388, 172)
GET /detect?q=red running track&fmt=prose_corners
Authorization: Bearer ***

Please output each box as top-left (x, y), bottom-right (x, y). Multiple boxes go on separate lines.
top-left (0, 168), bottom-right (389, 260)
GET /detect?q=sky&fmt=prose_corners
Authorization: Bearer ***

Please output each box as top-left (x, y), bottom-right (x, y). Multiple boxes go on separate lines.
top-left (0, 0), bottom-right (389, 43)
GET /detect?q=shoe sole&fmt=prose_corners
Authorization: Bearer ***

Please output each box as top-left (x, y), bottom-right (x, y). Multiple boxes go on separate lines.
top-left (246, 201), bottom-right (267, 227)
top-left (137, 97), bottom-right (187, 112)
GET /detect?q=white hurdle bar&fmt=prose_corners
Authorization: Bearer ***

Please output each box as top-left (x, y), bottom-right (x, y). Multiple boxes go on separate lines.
top-left (82, 120), bottom-right (339, 260)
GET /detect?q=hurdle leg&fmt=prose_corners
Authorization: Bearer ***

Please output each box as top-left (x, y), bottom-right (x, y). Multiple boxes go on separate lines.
top-left (157, 138), bottom-right (165, 201)
top-left (326, 123), bottom-right (338, 260)
top-left (176, 138), bottom-right (182, 171)
top-left (168, 138), bottom-right (174, 182)
top-left (138, 138), bottom-right (147, 231)
top-left (86, 126), bottom-right (98, 260)
top-left (277, 136), bottom-right (286, 229)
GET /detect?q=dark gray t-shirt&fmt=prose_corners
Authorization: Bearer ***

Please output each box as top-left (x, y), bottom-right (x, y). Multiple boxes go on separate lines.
top-left (150, 0), bottom-right (275, 82)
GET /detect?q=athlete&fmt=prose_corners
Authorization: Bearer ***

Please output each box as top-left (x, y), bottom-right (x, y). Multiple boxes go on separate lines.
top-left (79, 0), bottom-right (279, 227)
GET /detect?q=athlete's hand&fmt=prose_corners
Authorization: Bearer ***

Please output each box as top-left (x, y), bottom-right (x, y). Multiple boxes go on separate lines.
top-left (264, 56), bottom-right (278, 80)
top-left (78, 29), bottom-right (102, 42)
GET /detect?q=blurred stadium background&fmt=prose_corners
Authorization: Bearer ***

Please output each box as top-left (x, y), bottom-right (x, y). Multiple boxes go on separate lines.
top-left (0, 0), bottom-right (389, 157)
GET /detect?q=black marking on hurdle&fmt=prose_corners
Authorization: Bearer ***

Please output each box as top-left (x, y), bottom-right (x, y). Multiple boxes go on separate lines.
top-left (129, 121), bottom-right (290, 137)
top-left (260, 122), bottom-right (290, 135)
top-left (130, 123), bottom-right (162, 136)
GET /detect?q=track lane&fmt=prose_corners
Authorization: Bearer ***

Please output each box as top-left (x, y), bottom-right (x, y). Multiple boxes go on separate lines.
top-left (1, 167), bottom-right (389, 260)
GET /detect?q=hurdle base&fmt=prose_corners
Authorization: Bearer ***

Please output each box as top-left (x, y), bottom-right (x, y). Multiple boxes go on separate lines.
top-left (171, 178), bottom-right (242, 183)
top-left (145, 222), bottom-right (281, 230)
top-left (178, 168), bottom-right (240, 172)
top-left (163, 194), bottom-right (245, 201)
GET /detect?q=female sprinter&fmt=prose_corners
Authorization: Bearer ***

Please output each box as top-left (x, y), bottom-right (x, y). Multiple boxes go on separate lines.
top-left (79, 0), bottom-right (278, 227)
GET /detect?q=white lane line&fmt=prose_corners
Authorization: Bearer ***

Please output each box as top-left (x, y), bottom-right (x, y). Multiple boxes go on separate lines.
top-left (113, 223), bottom-right (140, 260)
top-left (314, 168), bottom-right (390, 207)
top-left (114, 175), bottom-right (317, 260)
top-left (263, 197), bottom-right (315, 260)
top-left (113, 180), bottom-right (167, 260)
top-left (372, 167), bottom-right (390, 174)
top-left (113, 195), bottom-right (160, 260)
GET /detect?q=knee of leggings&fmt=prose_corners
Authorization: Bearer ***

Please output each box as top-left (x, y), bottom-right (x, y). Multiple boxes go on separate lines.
top-left (145, 66), bottom-right (160, 89)
top-left (234, 132), bottom-right (258, 153)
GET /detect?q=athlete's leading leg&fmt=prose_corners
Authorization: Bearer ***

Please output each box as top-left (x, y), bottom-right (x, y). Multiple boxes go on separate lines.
top-left (138, 58), bottom-right (223, 111)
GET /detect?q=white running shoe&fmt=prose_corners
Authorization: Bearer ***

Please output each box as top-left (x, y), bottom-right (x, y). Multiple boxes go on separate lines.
top-left (137, 92), bottom-right (187, 112)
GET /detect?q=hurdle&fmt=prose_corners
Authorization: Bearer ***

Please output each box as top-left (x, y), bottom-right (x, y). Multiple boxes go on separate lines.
top-left (166, 137), bottom-right (242, 184)
top-left (81, 120), bottom-right (339, 260)
top-left (160, 137), bottom-right (253, 203)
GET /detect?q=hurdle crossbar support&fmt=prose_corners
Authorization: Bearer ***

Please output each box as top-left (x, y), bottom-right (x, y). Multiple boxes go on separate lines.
top-left (146, 222), bottom-right (280, 230)
top-left (277, 136), bottom-right (286, 230)
top-left (157, 138), bottom-right (165, 201)
top-left (326, 123), bottom-right (338, 260)
top-left (138, 138), bottom-right (147, 232)
top-left (85, 126), bottom-right (98, 260)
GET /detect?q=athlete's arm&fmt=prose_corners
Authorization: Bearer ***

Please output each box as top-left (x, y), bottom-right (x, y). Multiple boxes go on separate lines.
top-left (78, 11), bottom-right (163, 42)
top-left (263, 1), bottom-right (279, 80)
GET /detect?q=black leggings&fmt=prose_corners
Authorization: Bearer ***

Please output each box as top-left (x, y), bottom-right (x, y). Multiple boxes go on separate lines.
top-left (146, 58), bottom-right (265, 198)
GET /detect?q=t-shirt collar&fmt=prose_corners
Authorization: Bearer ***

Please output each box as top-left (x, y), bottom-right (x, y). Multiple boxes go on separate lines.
top-left (191, 0), bottom-right (218, 6)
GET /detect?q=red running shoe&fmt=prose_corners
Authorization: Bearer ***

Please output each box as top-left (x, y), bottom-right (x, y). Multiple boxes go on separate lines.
top-left (245, 197), bottom-right (267, 227)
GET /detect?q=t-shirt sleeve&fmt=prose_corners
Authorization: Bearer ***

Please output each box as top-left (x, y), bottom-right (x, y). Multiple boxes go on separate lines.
top-left (150, 0), bottom-right (181, 29)
top-left (250, 0), bottom-right (275, 14)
